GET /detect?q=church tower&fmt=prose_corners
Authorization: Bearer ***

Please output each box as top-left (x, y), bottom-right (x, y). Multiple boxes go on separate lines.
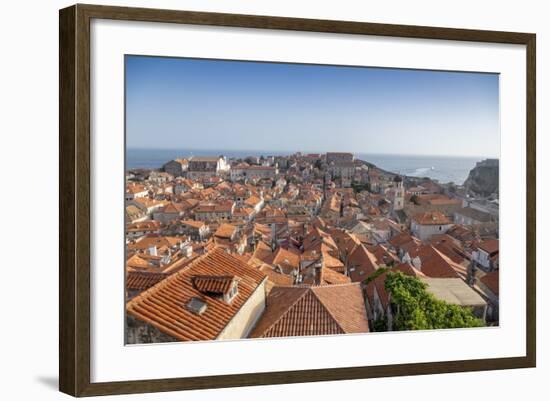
top-left (393, 175), bottom-right (404, 211)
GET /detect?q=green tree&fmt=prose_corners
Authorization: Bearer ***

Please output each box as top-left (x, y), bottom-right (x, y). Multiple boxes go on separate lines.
top-left (373, 317), bottom-right (387, 332)
top-left (363, 267), bottom-right (389, 285)
top-left (384, 272), bottom-right (484, 331)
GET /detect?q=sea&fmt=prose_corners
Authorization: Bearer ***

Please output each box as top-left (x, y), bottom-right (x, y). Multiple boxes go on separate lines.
top-left (126, 148), bottom-right (485, 185)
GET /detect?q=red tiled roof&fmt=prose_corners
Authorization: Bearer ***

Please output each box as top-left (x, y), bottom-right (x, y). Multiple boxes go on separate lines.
top-left (214, 223), bottom-right (237, 239)
top-left (162, 254), bottom-right (201, 274)
top-left (195, 202), bottom-right (234, 213)
top-left (347, 244), bottom-right (379, 282)
top-left (126, 271), bottom-right (168, 291)
top-left (245, 195), bottom-right (262, 205)
top-left (413, 211), bottom-right (452, 225)
top-left (367, 263), bottom-right (426, 309)
top-left (480, 270), bottom-right (499, 295)
top-left (365, 263), bottom-right (423, 311)
top-left (303, 227), bottom-right (338, 252)
top-left (126, 248), bottom-right (267, 341)
top-left (128, 236), bottom-right (184, 251)
top-left (258, 264), bottom-right (294, 292)
top-left (266, 247), bottom-right (300, 274)
top-left (181, 220), bottom-right (205, 229)
top-left (369, 244), bottom-right (399, 266)
top-left (126, 253), bottom-right (158, 271)
top-left (430, 235), bottom-right (467, 265)
top-left (331, 229), bottom-right (361, 255)
top-left (192, 275), bottom-right (237, 296)
top-left (252, 241), bottom-right (273, 263)
top-left (126, 205), bottom-right (145, 220)
top-left (249, 284), bottom-right (369, 338)
top-left (365, 270), bottom-right (390, 310)
top-left (389, 232), bottom-right (419, 249)
top-left (478, 239), bottom-right (499, 254)
top-left (407, 245), bottom-right (461, 279)
top-left (319, 267), bottom-right (351, 285)
top-left (162, 202), bottom-right (186, 213)
top-left (393, 262), bottom-right (425, 277)
top-left (126, 184), bottom-right (147, 194)
top-left (322, 252), bottom-right (345, 271)
top-left (126, 221), bottom-right (161, 232)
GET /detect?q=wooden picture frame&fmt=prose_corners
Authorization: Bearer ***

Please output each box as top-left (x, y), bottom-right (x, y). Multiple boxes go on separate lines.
top-left (59, 3), bottom-right (536, 397)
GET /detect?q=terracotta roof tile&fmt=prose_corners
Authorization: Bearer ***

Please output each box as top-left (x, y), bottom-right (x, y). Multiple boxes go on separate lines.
top-left (126, 253), bottom-right (159, 270)
top-left (322, 252), bottom-right (345, 271)
top-left (407, 245), bottom-right (462, 279)
top-left (126, 184), bottom-right (147, 194)
top-left (389, 232), bottom-right (420, 249)
top-left (478, 239), bottom-right (499, 254)
top-left (126, 248), bottom-right (267, 341)
top-left (181, 220), bottom-right (206, 229)
top-left (126, 221), bottom-right (161, 232)
top-left (244, 196), bottom-right (262, 206)
top-left (348, 244), bottom-right (379, 282)
top-left (480, 270), bottom-right (499, 295)
top-left (369, 244), bottom-right (398, 266)
top-left (413, 211), bottom-right (452, 225)
top-left (127, 271), bottom-right (169, 291)
top-left (162, 202), bottom-right (187, 213)
top-left (319, 267), bottom-right (351, 285)
top-left (192, 275), bottom-right (237, 296)
top-left (249, 284), bottom-right (368, 338)
top-left (214, 223), bottom-right (237, 239)
top-left (258, 264), bottom-right (294, 292)
top-left (266, 247), bottom-right (300, 274)
top-left (252, 241), bottom-right (273, 263)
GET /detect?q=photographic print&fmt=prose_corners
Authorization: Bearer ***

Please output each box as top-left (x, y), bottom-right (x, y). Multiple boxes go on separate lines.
top-left (124, 55), bottom-right (500, 345)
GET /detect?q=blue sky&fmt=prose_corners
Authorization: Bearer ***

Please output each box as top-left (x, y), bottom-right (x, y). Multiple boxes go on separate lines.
top-left (125, 55), bottom-right (499, 158)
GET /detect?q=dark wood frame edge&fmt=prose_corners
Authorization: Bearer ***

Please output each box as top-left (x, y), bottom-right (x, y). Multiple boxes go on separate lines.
top-left (59, 3), bottom-right (536, 397)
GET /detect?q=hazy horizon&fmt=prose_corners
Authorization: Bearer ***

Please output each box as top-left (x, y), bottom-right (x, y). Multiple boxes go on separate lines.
top-left (126, 56), bottom-right (500, 158)
top-left (126, 146), bottom-right (497, 160)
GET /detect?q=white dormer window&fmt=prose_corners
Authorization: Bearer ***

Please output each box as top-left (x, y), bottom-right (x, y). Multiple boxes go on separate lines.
top-left (225, 281), bottom-right (239, 303)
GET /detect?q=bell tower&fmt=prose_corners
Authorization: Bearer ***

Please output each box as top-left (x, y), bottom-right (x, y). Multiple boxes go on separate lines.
top-left (393, 175), bottom-right (404, 211)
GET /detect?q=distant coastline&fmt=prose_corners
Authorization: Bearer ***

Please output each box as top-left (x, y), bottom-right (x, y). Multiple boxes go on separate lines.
top-left (126, 148), bottom-right (491, 185)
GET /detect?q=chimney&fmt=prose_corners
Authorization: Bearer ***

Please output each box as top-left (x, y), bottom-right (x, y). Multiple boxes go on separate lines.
top-left (271, 223), bottom-right (277, 251)
top-left (148, 245), bottom-right (157, 256)
top-left (250, 234), bottom-right (256, 252)
top-left (412, 256), bottom-right (422, 271)
top-left (467, 258), bottom-right (477, 286)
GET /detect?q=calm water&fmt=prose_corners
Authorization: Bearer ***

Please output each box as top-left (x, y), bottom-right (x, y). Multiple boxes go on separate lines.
top-left (358, 153), bottom-right (482, 185)
top-left (127, 148), bottom-right (484, 185)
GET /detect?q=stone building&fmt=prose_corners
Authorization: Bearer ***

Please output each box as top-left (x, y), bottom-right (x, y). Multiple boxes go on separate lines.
top-left (163, 159), bottom-right (188, 177)
top-left (326, 152), bottom-right (354, 164)
top-left (230, 164), bottom-right (278, 181)
top-left (411, 211), bottom-right (453, 241)
top-left (187, 156), bottom-right (229, 179)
